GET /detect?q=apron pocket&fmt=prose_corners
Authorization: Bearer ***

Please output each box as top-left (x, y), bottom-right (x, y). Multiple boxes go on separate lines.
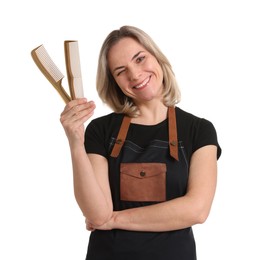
top-left (120, 163), bottom-right (167, 202)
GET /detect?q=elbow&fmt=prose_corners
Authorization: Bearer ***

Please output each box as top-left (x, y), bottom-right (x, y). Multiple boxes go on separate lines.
top-left (91, 215), bottom-right (111, 227)
top-left (88, 209), bottom-right (113, 227)
top-left (191, 203), bottom-right (211, 225)
top-left (195, 210), bottom-right (209, 224)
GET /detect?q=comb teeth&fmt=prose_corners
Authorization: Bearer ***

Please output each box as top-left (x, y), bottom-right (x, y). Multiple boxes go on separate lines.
top-left (35, 45), bottom-right (64, 82)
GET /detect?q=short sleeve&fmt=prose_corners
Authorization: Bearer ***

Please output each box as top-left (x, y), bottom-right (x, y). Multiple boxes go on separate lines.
top-left (192, 119), bottom-right (222, 159)
top-left (84, 119), bottom-right (108, 158)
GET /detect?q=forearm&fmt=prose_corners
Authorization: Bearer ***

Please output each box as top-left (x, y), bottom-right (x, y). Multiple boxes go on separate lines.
top-left (70, 145), bottom-right (112, 226)
top-left (60, 100), bottom-right (112, 225)
top-left (111, 196), bottom-right (207, 232)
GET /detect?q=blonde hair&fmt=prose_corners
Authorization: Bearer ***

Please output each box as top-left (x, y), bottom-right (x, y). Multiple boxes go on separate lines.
top-left (96, 25), bottom-right (181, 117)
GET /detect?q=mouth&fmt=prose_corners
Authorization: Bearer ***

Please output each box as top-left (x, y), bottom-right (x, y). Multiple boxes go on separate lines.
top-left (132, 76), bottom-right (151, 89)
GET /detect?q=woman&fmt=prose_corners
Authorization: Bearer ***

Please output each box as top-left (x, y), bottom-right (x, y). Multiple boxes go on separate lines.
top-left (60, 25), bottom-right (221, 260)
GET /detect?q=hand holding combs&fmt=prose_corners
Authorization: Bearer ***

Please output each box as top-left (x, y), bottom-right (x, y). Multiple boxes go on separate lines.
top-left (31, 41), bottom-right (84, 104)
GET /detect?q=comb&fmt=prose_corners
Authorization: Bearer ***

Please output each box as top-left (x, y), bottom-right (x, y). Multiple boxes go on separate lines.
top-left (31, 45), bottom-right (71, 104)
top-left (64, 41), bottom-right (84, 99)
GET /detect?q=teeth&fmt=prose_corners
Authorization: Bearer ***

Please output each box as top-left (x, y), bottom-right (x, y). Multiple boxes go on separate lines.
top-left (133, 77), bottom-right (150, 89)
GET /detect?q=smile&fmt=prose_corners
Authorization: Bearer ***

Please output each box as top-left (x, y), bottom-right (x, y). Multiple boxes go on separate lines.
top-left (132, 76), bottom-right (151, 89)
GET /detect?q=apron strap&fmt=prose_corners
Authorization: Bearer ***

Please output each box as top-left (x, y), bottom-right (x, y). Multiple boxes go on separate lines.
top-left (110, 116), bottom-right (131, 158)
top-left (168, 106), bottom-right (179, 161)
top-left (110, 107), bottom-right (179, 160)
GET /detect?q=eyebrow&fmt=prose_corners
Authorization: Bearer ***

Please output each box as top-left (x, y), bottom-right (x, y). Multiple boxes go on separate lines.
top-left (113, 51), bottom-right (144, 73)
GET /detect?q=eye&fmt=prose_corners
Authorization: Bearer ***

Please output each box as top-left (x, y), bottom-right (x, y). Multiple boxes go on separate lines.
top-left (116, 69), bottom-right (125, 76)
top-left (136, 56), bottom-right (145, 63)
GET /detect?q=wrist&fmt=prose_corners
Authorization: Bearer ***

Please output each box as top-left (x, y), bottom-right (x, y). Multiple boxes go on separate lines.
top-left (70, 143), bottom-right (86, 159)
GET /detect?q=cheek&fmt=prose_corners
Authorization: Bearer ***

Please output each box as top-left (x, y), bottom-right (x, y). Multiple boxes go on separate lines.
top-left (156, 64), bottom-right (164, 81)
top-left (151, 62), bottom-right (163, 82)
top-left (114, 78), bottom-right (130, 95)
top-left (114, 78), bottom-right (125, 90)
top-left (115, 74), bottom-right (131, 88)
top-left (147, 59), bottom-right (163, 76)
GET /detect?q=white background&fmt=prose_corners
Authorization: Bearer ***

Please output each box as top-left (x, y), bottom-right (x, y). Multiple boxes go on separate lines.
top-left (1, 0), bottom-right (255, 259)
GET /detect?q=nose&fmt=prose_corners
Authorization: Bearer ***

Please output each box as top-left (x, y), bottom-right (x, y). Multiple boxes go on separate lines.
top-left (127, 66), bottom-right (141, 81)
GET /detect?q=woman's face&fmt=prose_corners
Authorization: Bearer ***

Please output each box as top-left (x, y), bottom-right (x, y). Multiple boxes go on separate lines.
top-left (107, 37), bottom-right (164, 104)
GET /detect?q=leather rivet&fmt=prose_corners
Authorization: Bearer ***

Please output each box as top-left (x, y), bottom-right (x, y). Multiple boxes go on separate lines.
top-left (170, 141), bottom-right (177, 146)
top-left (116, 139), bottom-right (122, 144)
top-left (140, 171), bottom-right (146, 177)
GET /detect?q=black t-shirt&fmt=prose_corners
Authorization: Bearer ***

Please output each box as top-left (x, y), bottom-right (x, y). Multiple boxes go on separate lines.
top-left (84, 106), bottom-right (221, 260)
top-left (85, 107), bottom-right (221, 161)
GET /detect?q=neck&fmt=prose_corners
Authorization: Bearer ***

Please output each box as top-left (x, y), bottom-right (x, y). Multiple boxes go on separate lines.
top-left (132, 102), bottom-right (168, 125)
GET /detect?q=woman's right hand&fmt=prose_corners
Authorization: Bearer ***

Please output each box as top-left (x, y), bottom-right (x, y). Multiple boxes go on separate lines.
top-left (60, 98), bottom-right (96, 146)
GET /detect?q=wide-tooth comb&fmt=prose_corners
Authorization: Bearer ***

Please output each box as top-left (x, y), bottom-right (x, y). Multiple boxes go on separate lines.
top-left (31, 45), bottom-right (71, 104)
top-left (64, 41), bottom-right (84, 99)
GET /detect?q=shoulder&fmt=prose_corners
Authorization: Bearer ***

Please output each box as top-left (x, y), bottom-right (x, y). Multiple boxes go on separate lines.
top-left (90, 112), bottom-right (123, 125)
top-left (175, 106), bottom-right (221, 159)
top-left (84, 113), bottom-right (125, 157)
top-left (86, 112), bottom-right (124, 136)
top-left (176, 106), bottom-right (201, 123)
top-left (175, 106), bottom-right (215, 130)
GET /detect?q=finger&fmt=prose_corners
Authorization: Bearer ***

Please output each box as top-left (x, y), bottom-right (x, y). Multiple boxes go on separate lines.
top-left (59, 102), bottom-right (95, 137)
top-left (70, 101), bottom-right (95, 122)
top-left (86, 225), bottom-right (95, 231)
top-left (61, 98), bottom-right (88, 115)
top-left (60, 100), bottom-right (94, 124)
top-left (85, 220), bottom-right (96, 231)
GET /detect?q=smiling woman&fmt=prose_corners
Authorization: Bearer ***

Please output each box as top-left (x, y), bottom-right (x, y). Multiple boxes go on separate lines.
top-left (96, 26), bottom-right (181, 118)
top-left (60, 25), bottom-right (221, 260)
top-left (108, 38), bottom-right (164, 104)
